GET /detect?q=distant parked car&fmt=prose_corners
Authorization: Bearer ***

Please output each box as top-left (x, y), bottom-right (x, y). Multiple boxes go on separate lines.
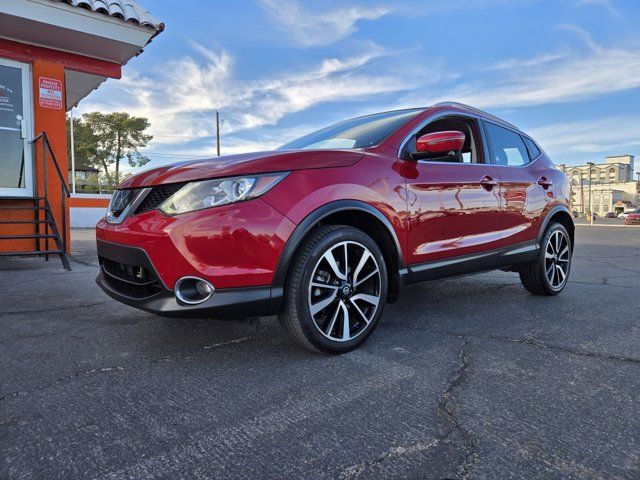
top-left (572, 210), bottom-right (580, 218)
top-left (619, 208), bottom-right (636, 220)
top-left (625, 210), bottom-right (640, 225)
top-left (604, 212), bottom-right (617, 218)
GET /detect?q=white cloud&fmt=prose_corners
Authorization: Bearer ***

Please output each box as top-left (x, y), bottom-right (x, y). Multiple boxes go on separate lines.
top-left (574, 0), bottom-right (619, 15)
top-left (410, 30), bottom-right (640, 110)
top-left (529, 117), bottom-right (640, 155)
top-left (79, 43), bottom-right (413, 155)
top-left (258, 0), bottom-right (390, 47)
top-left (480, 53), bottom-right (568, 71)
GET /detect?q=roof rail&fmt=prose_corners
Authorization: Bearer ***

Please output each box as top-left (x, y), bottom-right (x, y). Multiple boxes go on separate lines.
top-left (431, 102), bottom-right (521, 132)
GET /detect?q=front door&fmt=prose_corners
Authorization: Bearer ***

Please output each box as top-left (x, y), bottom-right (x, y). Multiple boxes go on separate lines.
top-left (0, 58), bottom-right (33, 197)
top-left (404, 116), bottom-right (502, 277)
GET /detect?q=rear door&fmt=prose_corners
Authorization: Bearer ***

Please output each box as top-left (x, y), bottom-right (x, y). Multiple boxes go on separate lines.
top-left (482, 121), bottom-right (548, 249)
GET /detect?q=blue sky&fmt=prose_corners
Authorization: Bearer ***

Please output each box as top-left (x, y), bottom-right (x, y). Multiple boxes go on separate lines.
top-left (79, 0), bottom-right (640, 174)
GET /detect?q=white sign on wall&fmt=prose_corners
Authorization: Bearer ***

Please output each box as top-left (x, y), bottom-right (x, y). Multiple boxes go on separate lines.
top-left (39, 77), bottom-right (63, 109)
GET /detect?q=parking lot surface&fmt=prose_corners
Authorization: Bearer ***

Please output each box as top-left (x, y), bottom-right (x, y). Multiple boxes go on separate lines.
top-left (1, 226), bottom-right (639, 480)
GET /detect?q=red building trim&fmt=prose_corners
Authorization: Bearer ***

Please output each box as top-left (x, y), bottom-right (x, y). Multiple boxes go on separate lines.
top-left (0, 38), bottom-right (121, 79)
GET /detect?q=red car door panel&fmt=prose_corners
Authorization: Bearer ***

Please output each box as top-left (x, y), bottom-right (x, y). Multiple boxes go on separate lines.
top-left (492, 161), bottom-right (550, 248)
top-left (406, 162), bottom-right (501, 265)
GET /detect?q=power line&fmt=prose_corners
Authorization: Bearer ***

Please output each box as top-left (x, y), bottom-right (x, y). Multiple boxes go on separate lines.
top-left (142, 152), bottom-right (204, 158)
top-left (152, 133), bottom-right (208, 139)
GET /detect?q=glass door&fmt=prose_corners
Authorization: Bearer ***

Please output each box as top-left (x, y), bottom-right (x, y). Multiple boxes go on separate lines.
top-left (0, 58), bottom-right (33, 197)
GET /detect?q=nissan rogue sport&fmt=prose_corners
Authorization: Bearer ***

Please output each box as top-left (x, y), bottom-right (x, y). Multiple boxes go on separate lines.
top-left (96, 102), bottom-right (574, 353)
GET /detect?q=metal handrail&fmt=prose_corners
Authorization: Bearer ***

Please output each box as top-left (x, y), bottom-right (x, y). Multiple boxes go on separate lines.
top-left (30, 132), bottom-right (70, 256)
top-left (31, 132), bottom-right (71, 197)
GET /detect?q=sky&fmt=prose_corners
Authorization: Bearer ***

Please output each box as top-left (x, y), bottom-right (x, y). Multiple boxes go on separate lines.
top-left (77, 0), bottom-right (640, 175)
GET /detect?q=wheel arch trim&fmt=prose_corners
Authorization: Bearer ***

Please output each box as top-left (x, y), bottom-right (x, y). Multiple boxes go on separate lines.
top-left (537, 205), bottom-right (574, 248)
top-left (268, 200), bottom-right (404, 312)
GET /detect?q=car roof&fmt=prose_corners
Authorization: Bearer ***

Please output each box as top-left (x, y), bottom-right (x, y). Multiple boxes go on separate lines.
top-left (429, 102), bottom-right (523, 133)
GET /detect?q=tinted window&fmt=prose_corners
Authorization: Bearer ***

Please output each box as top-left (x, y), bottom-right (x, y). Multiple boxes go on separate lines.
top-left (523, 137), bottom-right (541, 159)
top-left (278, 109), bottom-right (423, 150)
top-left (485, 123), bottom-right (529, 166)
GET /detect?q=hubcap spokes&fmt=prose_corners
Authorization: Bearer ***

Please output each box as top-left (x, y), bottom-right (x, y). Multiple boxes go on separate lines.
top-left (545, 230), bottom-right (570, 289)
top-left (308, 241), bottom-right (381, 342)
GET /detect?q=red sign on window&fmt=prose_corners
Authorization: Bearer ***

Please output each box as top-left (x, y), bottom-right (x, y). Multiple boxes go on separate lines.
top-left (39, 77), bottom-right (63, 109)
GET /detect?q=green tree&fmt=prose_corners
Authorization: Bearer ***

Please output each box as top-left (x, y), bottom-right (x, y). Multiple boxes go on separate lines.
top-left (66, 112), bottom-right (153, 188)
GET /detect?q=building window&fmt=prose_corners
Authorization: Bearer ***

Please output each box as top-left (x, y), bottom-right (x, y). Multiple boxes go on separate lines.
top-left (594, 205), bottom-right (600, 213)
top-left (609, 167), bottom-right (616, 182)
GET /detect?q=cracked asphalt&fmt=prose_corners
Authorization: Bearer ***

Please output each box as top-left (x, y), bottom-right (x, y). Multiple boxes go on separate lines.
top-left (1, 225), bottom-right (639, 480)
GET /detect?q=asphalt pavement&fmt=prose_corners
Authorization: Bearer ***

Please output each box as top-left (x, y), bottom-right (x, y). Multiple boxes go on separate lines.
top-left (1, 225), bottom-right (639, 479)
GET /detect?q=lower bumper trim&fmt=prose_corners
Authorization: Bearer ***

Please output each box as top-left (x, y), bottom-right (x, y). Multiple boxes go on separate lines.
top-left (96, 270), bottom-right (272, 318)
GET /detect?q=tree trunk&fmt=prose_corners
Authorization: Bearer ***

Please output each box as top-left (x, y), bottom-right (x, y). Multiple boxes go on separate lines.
top-left (115, 130), bottom-right (122, 186)
top-left (99, 158), bottom-right (112, 186)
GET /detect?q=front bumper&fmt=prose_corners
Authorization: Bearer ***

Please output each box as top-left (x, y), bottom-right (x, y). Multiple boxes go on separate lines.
top-left (96, 198), bottom-right (296, 290)
top-left (96, 239), bottom-right (273, 317)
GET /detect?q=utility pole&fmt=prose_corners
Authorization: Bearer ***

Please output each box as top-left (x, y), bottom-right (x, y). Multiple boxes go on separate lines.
top-left (587, 162), bottom-right (594, 225)
top-left (579, 169), bottom-right (584, 215)
top-left (70, 108), bottom-right (76, 194)
top-left (216, 110), bottom-right (221, 157)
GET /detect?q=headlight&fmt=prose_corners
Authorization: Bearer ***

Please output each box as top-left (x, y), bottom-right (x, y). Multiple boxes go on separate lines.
top-left (159, 172), bottom-right (289, 215)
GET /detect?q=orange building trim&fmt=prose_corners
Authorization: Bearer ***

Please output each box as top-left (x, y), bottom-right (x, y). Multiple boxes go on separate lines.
top-left (69, 197), bottom-right (110, 209)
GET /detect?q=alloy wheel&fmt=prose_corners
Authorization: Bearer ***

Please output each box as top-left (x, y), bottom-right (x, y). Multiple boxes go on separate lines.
top-left (544, 230), bottom-right (570, 290)
top-left (307, 241), bottom-right (382, 342)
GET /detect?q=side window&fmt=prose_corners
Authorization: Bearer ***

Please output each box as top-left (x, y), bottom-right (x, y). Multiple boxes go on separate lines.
top-left (523, 137), bottom-right (541, 160)
top-left (485, 122), bottom-right (530, 166)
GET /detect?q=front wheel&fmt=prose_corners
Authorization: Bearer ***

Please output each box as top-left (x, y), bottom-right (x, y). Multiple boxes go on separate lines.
top-left (279, 225), bottom-right (388, 354)
top-left (519, 222), bottom-right (572, 295)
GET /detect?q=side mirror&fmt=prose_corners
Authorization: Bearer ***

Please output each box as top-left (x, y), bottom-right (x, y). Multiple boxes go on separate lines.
top-left (416, 131), bottom-right (465, 155)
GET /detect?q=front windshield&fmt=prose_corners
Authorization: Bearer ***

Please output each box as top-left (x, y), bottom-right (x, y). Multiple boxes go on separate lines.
top-left (278, 109), bottom-right (424, 151)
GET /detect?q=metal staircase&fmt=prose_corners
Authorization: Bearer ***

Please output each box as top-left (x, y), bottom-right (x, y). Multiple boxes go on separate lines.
top-left (0, 132), bottom-right (71, 270)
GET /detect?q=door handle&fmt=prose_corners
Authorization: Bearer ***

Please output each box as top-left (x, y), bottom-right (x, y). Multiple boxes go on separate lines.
top-left (538, 177), bottom-right (553, 189)
top-left (480, 175), bottom-right (498, 191)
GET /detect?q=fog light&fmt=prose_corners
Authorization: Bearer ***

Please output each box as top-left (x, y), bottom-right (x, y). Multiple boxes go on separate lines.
top-left (175, 277), bottom-right (215, 305)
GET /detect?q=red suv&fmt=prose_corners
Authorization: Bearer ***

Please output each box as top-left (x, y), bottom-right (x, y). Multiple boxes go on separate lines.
top-left (96, 102), bottom-right (574, 353)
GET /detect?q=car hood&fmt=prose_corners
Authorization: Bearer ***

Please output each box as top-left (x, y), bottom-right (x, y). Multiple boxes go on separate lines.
top-left (119, 150), bottom-right (365, 188)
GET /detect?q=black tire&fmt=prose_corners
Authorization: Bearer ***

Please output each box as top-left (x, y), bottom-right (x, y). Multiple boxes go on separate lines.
top-left (278, 225), bottom-right (388, 354)
top-left (519, 222), bottom-right (572, 296)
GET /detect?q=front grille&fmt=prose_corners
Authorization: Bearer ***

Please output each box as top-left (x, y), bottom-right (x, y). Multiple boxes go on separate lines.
top-left (99, 256), bottom-right (162, 298)
top-left (109, 189), bottom-right (136, 216)
top-left (134, 184), bottom-right (184, 215)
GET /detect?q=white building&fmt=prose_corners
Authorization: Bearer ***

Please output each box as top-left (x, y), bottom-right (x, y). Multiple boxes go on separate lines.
top-left (558, 155), bottom-right (639, 215)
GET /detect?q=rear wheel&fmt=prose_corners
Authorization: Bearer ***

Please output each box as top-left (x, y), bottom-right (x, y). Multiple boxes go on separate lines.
top-left (279, 225), bottom-right (388, 354)
top-left (519, 222), bottom-right (572, 296)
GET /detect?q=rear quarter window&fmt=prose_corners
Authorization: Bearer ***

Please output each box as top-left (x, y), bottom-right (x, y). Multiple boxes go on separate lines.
top-left (523, 137), bottom-right (542, 160)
